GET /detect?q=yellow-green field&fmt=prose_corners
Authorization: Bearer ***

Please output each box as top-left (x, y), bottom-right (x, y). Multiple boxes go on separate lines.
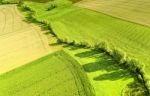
top-left (77, 0), bottom-right (150, 27)
top-left (64, 46), bottom-right (135, 96)
top-left (0, 50), bottom-right (94, 96)
top-left (21, 0), bottom-right (150, 93)
top-left (0, 0), bottom-right (149, 95)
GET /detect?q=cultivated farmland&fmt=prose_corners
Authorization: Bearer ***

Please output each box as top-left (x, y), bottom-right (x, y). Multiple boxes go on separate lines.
top-left (21, 0), bottom-right (150, 92)
top-left (0, 50), bottom-right (94, 96)
top-left (77, 0), bottom-right (150, 27)
top-left (0, 5), bottom-right (53, 74)
top-left (0, 0), bottom-right (150, 95)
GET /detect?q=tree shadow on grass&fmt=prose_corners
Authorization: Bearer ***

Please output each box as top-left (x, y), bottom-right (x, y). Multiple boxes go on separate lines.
top-left (72, 47), bottom-right (132, 81)
top-left (83, 60), bottom-right (117, 73)
top-left (75, 50), bottom-right (100, 58)
top-left (93, 70), bottom-right (131, 81)
top-left (63, 44), bottom-right (85, 51)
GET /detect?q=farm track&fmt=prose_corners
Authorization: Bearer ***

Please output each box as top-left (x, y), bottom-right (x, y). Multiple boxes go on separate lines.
top-left (0, 5), bottom-right (53, 74)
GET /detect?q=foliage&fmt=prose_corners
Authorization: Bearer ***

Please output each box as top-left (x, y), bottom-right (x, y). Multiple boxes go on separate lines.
top-left (19, 0), bottom-right (150, 93)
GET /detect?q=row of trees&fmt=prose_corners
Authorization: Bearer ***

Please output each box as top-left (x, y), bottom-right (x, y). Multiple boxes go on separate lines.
top-left (19, 1), bottom-right (150, 94)
top-left (58, 38), bottom-right (149, 94)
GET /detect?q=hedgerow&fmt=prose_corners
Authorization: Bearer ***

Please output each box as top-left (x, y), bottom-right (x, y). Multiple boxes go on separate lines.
top-left (19, 0), bottom-right (150, 94)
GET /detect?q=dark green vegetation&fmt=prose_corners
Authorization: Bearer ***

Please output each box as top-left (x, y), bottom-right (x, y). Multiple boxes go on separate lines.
top-left (0, 50), bottom-right (94, 96)
top-left (64, 45), bottom-right (147, 96)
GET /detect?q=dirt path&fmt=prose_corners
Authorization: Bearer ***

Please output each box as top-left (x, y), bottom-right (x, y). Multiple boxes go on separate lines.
top-left (0, 5), bottom-right (54, 74)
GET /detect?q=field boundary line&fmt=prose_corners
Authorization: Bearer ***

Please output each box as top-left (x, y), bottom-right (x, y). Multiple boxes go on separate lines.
top-left (76, 5), bottom-right (150, 29)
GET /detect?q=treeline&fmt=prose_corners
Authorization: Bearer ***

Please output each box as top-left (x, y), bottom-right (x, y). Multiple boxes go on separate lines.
top-left (19, 1), bottom-right (149, 95)
top-left (58, 39), bottom-right (149, 94)
top-left (0, 0), bottom-right (81, 4)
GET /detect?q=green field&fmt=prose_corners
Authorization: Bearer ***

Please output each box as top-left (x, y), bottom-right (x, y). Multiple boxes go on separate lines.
top-left (21, 0), bottom-right (150, 90)
top-left (64, 46), bottom-right (136, 96)
top-left (0, 50), bottom-right (94, 96)
top-left (77, 0), bottom-right (150, 27)
top-left (0, 0), bottom-right (150, 95)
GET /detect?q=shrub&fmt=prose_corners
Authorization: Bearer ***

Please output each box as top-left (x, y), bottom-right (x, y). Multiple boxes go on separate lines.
top-left (57, 38), bottom-right (63, 44)
top-left (79, 41), bottom-right (89, 47)
top-left (68, 40), bottom-right (75, 45)
top-left (46, 4), bottom-right (56, 11)
top-left (111, 49), bottom-right (126, 64)
top-left (93, 42), bottom-right (109, 52)
top-left (62, 38), bottom-right (68, 43)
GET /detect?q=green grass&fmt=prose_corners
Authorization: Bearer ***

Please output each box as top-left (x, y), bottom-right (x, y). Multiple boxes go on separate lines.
top-left (0, 50), bottom-right (94, 96)
top-left (50, 8), bottom-right (150, 89)
top-left (20, 0), bottom-right (150, 92)
top-left (64, 45), bottom-right (146, 96)
top-left (77, 0), bottom-right (150, 27)
top-left (22, 0), bottom-right (74, 20)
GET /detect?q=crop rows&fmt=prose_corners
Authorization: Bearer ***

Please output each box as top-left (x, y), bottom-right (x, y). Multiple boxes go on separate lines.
top-left (0, 5), bottom-right (53, 74)
top-left (77, 0), bottom-right (150, 27)
top-left (0, 51), bottom-right (93, 96)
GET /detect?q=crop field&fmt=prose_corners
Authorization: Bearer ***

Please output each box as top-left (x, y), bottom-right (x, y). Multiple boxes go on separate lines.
top-left (0, 0), bottom-right (150, 95)
top-left (0, 5), bottom-right (53, 74)
top-left (19, 0), bottom-right (150, 94)
top-left (77, 0), bottom-right (150, 27)
top-left (51, 8), bottom-right (150, 91)
top-left (0, 50), bottom-right (93, 96)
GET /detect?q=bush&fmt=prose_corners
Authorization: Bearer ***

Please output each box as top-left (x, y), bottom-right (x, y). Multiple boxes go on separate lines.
top-left (46, 4), bottom-right (56, 11)
top-left (79, 41), bottom-right (89, 47)
top-left (93, 42), bottom-right (109, 52)
top-left (62, 38), bottom-right (68, 43)
top-left (111, 49), bottom-right (126, 64)
top-left (57, 39), bottom-right (63, 44)
top-left (68, 40), bottom-right (75, 45)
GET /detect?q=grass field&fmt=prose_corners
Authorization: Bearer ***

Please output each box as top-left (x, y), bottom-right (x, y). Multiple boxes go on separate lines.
top-left (46, 35), bottom-right (146, 95)
top-left (21, 0), bottom-right (150, 91)
top-left (0, 5), bottom-right (53, 74)
top-left (64, 46), bottom-right (136, 96)
top-left (0, 50), bottom-right (94, 96)
top-left (0, 0), bottom-right (149, 95)
top-left (77, 0), bottom-right (150, 27)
